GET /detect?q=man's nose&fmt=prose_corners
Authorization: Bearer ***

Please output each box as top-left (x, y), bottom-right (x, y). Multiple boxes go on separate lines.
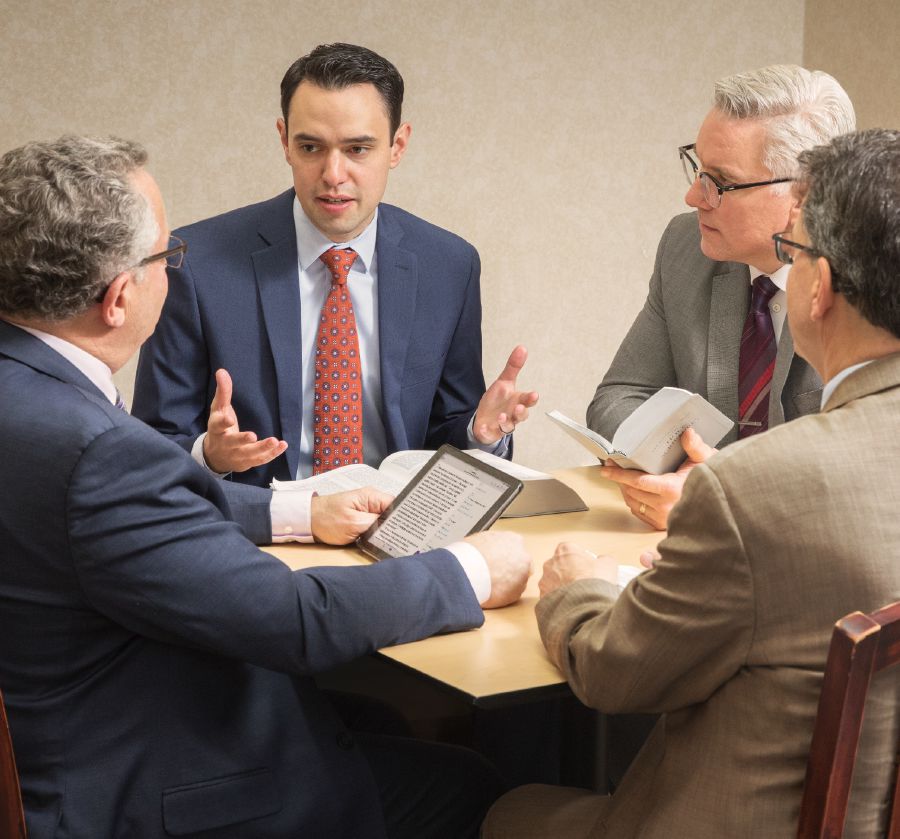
top-left (322, 151), bottom-right (347, 187)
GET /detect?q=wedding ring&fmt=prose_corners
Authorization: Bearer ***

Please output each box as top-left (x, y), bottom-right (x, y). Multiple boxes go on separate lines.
top-left (498, 422), bottom-right (514, 435)
top-left (639, 503), bottom-right (647, 515)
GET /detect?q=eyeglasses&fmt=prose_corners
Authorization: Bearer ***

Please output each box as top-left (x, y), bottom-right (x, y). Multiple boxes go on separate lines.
top-left (139, 234), bottom-right (187, 269)
top-left (678, 144), bottom-right (792, 208)
top-left (772, 233), bottom-right (820, 265)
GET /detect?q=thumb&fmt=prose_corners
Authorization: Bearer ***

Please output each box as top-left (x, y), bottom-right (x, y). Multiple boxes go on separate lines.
top-left (496, 345), bottom-right (527, 383)
top-left (682, 427), bottom-right (717, 463)
top-left (211, 368), bottom-right (233, 413)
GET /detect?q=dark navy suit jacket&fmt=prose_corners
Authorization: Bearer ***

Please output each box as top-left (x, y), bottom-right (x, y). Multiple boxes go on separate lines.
top-left (0, 319), bottom-right (483, 838)
top-left (133, 191), bottom-right (486, 486)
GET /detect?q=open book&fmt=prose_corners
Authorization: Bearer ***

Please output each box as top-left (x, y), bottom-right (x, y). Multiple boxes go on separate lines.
top-left (547, 387), bottom-right (733, 475)
top-left (272, 449), bottom-right (587, 518)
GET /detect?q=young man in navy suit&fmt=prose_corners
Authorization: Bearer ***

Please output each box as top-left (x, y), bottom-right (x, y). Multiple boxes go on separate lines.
top-left (133, 43), bottom-right (538, 486)
top-left (0, 135), bottom-right (531, 838)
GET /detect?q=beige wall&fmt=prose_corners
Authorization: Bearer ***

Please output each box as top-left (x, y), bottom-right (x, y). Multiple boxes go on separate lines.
top-left (804, 0), bottom-right (900, 131)
top-left (0, 0), bottom-right (810, 470)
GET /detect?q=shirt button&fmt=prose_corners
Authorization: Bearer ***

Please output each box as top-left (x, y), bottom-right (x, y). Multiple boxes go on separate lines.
top-left (336, 732), bottom-right (355, 750)
top-left (772, 303), bottom-right (781, 313)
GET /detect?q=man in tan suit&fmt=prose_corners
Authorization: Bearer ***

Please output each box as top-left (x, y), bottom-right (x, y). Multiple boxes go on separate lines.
top-left (483, 128), bottom-right (900, 837)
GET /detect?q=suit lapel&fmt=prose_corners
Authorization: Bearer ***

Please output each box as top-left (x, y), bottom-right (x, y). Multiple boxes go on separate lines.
top-left (253, 191), bottom-right (303, 480)
top-left (707, 262), bottom-right (749, 440)
top-left (375, 207), bottom-right (419, 451)
top-left (769, 322), bottom-right (795, 427)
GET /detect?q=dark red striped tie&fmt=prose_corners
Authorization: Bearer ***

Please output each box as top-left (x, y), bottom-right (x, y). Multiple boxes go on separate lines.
top-left (738, 275), bottom-right (778, 439)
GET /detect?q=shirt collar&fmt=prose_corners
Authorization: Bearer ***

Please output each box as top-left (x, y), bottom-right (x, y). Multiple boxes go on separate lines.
top-left (292, 197), bottom-right (378, 273)
top-left (748, 263), bottom-right (790, 292)
top-left (16, 324), bottom-right (118, 404)
top-left (821, 360), bottom-right (873, 409)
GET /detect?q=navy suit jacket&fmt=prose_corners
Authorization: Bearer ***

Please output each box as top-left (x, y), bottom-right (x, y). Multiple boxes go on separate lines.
top-left (0, 320), bottom-right (483, 838)
top-left (133, 191), bottom-right (486, 486)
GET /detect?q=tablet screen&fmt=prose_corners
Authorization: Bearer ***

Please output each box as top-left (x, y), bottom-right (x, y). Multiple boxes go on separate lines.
top-left (357, 445), bottom-right (523, 560)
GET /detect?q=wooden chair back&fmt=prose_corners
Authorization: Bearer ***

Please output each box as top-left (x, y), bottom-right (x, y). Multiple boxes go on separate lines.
top-left (797, 601), bottom-right (900, 838)
top-left (0, 687), bottom-right (26, 837)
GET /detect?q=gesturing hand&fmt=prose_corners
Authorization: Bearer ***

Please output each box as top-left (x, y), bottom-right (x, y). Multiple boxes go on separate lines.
top-left (473, 345), bottom-right (540, 444)
top-left (203, 369), bottom-right (288, 474)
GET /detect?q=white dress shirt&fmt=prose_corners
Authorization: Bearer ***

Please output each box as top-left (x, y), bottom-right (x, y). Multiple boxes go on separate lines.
top-left (748, 263), bottom-right (790, 342)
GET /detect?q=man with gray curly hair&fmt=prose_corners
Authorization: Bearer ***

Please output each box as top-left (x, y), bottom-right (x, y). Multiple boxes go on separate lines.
top-left (587, 65), bottom-right (855, 532)
top-left (0, 135), bottom-right (530, 838)
top-left (484, 127), bottom-right (900, 839)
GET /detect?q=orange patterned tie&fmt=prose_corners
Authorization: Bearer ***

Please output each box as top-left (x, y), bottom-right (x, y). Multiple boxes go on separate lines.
top-left (313, 248), bottom-right (364, 474)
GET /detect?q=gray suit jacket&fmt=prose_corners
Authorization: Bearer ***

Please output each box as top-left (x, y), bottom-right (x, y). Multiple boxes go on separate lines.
top-left (587, 212), bottom-right (822, 444)
top-left (534, 353), bottom-right (900, 838)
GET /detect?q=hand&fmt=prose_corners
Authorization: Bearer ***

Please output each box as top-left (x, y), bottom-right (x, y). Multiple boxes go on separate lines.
top-left (464, 531), bottom-right (532, 608)
top-left (600, 427), bottom-right (717, 530)
top-left (539, 541), bottom-right (618, 598)
top-left (311, 487), bottom-right (394, 545)
top-left (473, 345), bottom-right (540, 444)
top-left (203, 369), bottom-right (288, 474)
top-left (639, 547), bottom-right (662, 569)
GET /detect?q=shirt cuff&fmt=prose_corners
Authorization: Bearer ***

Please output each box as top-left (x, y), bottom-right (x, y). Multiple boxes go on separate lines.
top-left (270, 489), bottom-right (314, 543)
top-left (617, 564), bottom-right (643, 592)
top-left (446, 540), bottom-right (491, 605)
top-left (465, 415), bottom-right (511, 458)
top-left (190, 432), bottom-right (231, 478)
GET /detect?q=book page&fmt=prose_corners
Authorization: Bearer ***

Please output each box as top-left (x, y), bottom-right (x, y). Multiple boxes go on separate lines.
top-left (272, 463), bottom-right (406, 496)
top-left (545, 410), bottom-right (615, 460)
top-left (624, 392), bottom-right (733, 475)
top-left (364, 455), bottom-right (512, 557)
top-left (463, 449), bottom-right (549, 480)
top-left (378, 449), bottom-right (434, 482)
top-left (610, 387), bottom-right (692, 455)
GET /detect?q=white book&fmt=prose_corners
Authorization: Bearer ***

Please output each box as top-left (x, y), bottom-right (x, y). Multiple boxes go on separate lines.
top-left (547, 387), bottom-right (733, 475)
top-left (272, 448), bottom-right (587, 518)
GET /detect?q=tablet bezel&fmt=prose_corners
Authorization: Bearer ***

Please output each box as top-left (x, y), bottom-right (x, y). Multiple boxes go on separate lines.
top-left (356, 444), bottom-right (523, 561)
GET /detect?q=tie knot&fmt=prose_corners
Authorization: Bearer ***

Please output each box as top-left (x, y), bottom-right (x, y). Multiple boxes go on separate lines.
top-left (319, 247), bottom-right (357, 286)
top-left (751, 275), bottom-right (778, 311)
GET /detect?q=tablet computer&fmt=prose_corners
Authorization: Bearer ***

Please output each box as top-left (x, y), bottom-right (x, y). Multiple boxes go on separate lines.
top-left (356, 445), bottom-right (523, 561)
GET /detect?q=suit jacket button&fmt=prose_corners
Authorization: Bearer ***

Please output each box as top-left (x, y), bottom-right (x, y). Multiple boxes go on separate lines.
top-left (337, 731), bottom-right (355, 750)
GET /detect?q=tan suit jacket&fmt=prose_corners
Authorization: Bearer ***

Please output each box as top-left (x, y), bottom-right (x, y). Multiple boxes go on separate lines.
top-left (535, 353), bottom-right (900, 838)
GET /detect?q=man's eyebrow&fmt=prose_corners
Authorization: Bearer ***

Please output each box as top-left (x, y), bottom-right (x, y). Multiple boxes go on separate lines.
top-left (291, 133), bottom-right (378, 144)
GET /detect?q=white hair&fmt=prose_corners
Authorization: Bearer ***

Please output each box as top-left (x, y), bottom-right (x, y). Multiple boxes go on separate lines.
top-left (713, 64), bottom-right (856, 179)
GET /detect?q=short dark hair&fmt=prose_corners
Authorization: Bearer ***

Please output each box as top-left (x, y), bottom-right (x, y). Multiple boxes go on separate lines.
top-left (280, 43), bottom-right (405, 136)
top-left (0, 135), bottom-right (155, 321)
top-left (796, 129), bottom-right (900, 339)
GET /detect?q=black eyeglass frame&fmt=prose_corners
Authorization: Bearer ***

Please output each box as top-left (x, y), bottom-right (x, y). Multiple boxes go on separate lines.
top-left (772, 233), bottom-right (821, 266)
top-left (138, 235), bottom-right (187, 269)
top-left (678, 143), bottom-right (792, 207)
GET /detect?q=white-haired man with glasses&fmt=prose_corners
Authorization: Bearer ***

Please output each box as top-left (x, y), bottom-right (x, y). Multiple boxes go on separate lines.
top-left (587, 64), bottom-right (855, 532)
top-left (484, 127), bottom-right (900, 839)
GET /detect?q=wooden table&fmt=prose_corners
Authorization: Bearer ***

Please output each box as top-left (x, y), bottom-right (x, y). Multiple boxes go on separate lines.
top-left (266, 466), bottom-right (658, 708)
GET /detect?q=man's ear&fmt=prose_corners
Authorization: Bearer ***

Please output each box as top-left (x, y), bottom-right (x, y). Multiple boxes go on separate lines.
top-left (99, 272), bottom-right (132, 328)
top-left (389, 122), bottom-right (411, 169)
top-left (785, 195), bottom-right (803, 231)
top-left (276, 117), bottom-right (290, 160)
top-left (810, 256), bottom-right (836, 322)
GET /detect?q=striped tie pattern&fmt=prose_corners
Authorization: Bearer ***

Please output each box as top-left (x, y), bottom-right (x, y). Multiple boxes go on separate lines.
top-left (313, 248), bottom-right (363, 474)
top-left (738, 275), bottom-right (778, 439)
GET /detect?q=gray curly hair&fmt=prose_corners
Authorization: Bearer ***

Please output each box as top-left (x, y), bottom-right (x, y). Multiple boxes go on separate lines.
top-left (0, 135), bottom-right (156, 321)
top-left (714, 64), bottom-right (856, 181)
